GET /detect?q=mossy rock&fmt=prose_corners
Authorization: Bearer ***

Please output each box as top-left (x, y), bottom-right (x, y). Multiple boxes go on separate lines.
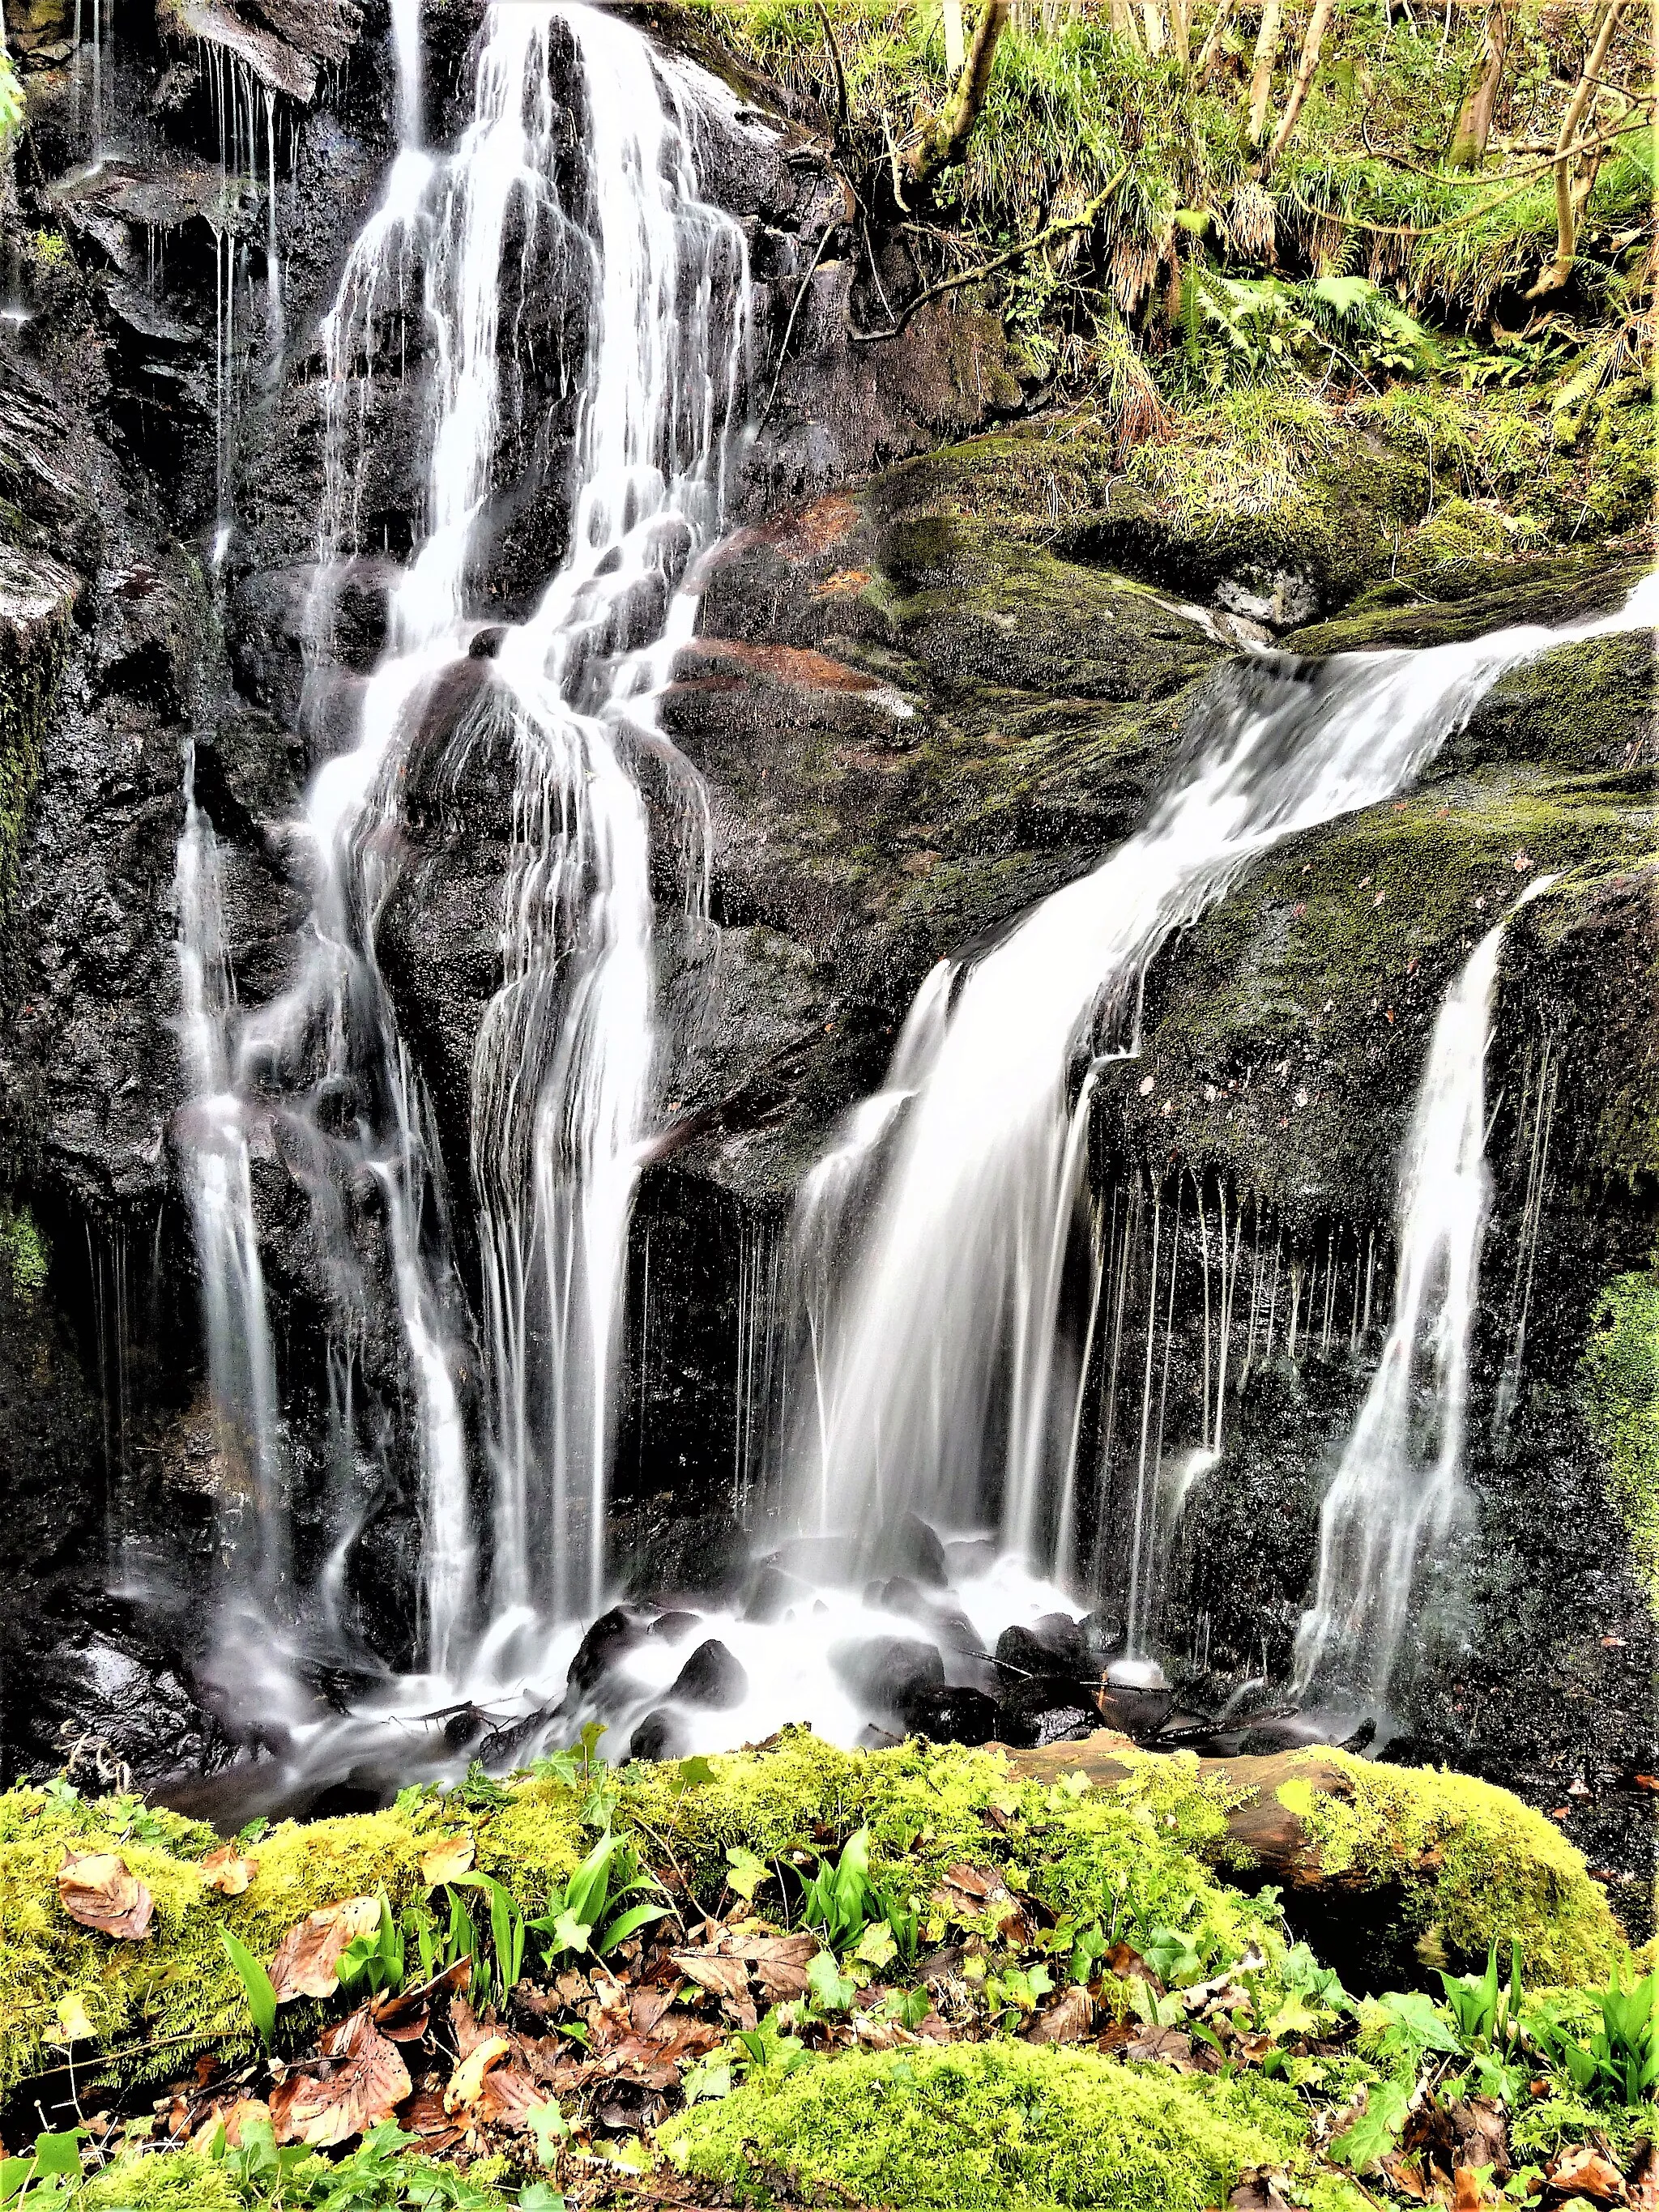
top-left (0, 1731), bottom-right (1623, 2105)
top-left (1288, 551), bottom-right (1651, 656)
top-left (659, 2041), bottom-right (1365, 2211)
top-left (1580, 1267), bottom-right (1659, 1617)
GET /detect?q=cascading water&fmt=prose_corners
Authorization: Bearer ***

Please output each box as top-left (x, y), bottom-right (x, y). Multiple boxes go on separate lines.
top-left (783, 580), bottom-right (1659, 1602)
top-left (1290, 871), bottom-right (1559, 1714)
top-left (175, 0), bottom-right (752, 1758)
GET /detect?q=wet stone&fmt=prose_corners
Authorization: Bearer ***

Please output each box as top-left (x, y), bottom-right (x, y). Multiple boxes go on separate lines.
top-left (669, 1639), bottom-right (748, 1710)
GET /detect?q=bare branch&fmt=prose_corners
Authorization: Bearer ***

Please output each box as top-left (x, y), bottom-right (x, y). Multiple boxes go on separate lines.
top-left (1529, 0), bottom-right (1628, 294)
top-left (851, 164), bottom-right (1128, 343)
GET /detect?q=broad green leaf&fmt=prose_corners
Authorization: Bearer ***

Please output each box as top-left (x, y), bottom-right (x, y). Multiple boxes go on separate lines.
top-left (596, 1902), bottom-right (670, 1954)
top-left (854, 1920), bottom-right (898, 1970)
top-left (219, 1929), bottom-right (277, 2047)
top-left (725, 1844), bottom-right (771, 1902)
top-left (807, 1950), bottom-right (856, 2013)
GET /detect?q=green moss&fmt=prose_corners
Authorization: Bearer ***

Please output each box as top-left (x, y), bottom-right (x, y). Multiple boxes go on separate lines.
top-left (660, 2041), bottom-right (1316, 2210)
top-left (0, 1196), bottom-right (49, 1299)
top-left (0, 1783), bottom-right (581, 2101)
top-left (1580, 1269), bottom-right (1659, 1614)
top-left (1286, 1750), bottom-right (1620, 1984)
top-left (79, 2151), bottom-right (244, 2212)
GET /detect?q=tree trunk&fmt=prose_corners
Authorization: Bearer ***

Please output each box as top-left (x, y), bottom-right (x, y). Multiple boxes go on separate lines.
top-left (1447, 1), bottom-right (1510, 167)
top-left (1143, 0), bottom-right (1168, 51)
top-left (1247, 0), bottom-right (1285, 144)
top-left (944, 0), bottom-right (966, 75)
top-left (1529, 0), bottom-right (1627, 294)
top-left (1110, 0), bottom-right (1146, 49)
top-left (1195, 0), bottom-right (1239, 75)
top-left (906, 0), bottom-right (1012, 193)
top-left (1266, 0), bottom-right (1336, 160)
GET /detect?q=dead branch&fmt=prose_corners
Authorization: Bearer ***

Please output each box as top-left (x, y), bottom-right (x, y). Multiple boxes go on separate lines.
top-left (1529, 0), bottom-right (1629, 295)
top-left (849, 164), bottom-right (1128, 343)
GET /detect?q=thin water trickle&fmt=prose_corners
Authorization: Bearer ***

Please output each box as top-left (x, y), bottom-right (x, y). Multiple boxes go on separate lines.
top-left (1291, 870), bottom-right (1559, 1711)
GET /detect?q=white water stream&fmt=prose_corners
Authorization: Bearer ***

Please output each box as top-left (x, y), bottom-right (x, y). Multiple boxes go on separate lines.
top-left (783, 579), bottom-right (1659, 1604)
top-left (1291, 872), bottom-right (1558, 1711)
top-left (176, 0), bottom-right (752, 1740)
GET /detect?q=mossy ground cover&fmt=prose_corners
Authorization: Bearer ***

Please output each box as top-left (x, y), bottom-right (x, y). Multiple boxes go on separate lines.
top-left (1580, 1268), bottom-right (1659, 1615)
top-left (1, 1732), bottom-right (1645, 2210)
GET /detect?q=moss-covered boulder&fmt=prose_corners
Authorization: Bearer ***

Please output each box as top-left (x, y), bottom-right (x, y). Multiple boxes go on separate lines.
top-left (659, 2041), bottom-right (1361, 2211)
top-left (0, 1731), bottom-right (1624, 2106)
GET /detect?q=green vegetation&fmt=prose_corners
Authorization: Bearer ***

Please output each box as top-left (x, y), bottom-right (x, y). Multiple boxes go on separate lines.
top-left (1580, 1267), bottom-right (1659, 1611)
top-left (0, 1197), bottom-right (49, 1300)
top-left (659, 2041), bottom-right (1330, 2210)
top-left (0, 49), bottom-right (23, 140)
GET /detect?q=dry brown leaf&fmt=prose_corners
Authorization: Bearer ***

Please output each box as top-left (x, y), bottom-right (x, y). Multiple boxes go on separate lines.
top-left (450, 1995), bottom-right (494, 2061)
top-left (1120, 2023), bottom-right (1196, 2069)
top-left (1380, 2154), bottom-right (1428, 2203)
top-left (269, 2011), bottom-right (412, 2148)
top-left (200, 1846), bottom-right (258, 1896)
top-left (1452, 2167), bottom-right (1486, 2210)
top-left (478, 2061), bottom-right (549, 2129)
top-left (629, 1982), bottom-right (680, 2036)
top-left (1023, 1984), bottom-right (1094, 2045)
top-left (735, 1933), bottom-right (817, 2003)
top-left (671, 1951), bottom-right (751, 2005)
top-left (1627, 2144), bottom-right (1659, 2212)
top-left (444, 2035), bottom-right (512, 2115)
top-left (419, 1831), bottom-right (475, 1888)
top-left (650, 2013), bottom-right (723, 2065)
top-left (399, 2089), bottom-right (463, 2153)
top-left (267, 1896), bottom-right (382, 2003)
top-left (57, 1851), bottom-right (153, 1940)
top-left (1228, 2172), bottom-right (1294, 2211)
top-left (1546, 2146), bottom-right (1627, 2203)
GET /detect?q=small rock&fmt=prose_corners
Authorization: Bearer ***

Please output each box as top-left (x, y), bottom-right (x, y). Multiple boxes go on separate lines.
top-left (668, 1640), bottom-right (748, 1711)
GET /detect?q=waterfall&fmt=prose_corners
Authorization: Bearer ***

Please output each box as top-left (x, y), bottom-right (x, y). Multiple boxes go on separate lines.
top-left (786, 580), bottom-right (1659, 1589)
top-left (176, 0), bottom-right (751, 1719)
top-left (1291, 872), bottom-right (1558, 1712)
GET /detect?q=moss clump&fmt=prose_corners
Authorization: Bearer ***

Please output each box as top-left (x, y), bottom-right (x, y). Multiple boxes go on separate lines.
top-left (78, 2150), bottom-right (245, 2212)
top-left (1580, 1269), bottom-right (1659, 1614)
top-left (0, 1196), bottom-right (49, 1299)
top-left (1283, 1750), bottom-right (1620, 1984)
top-left (0, 1783), bottom-right (584, 2100)
top-left (660, 2041), bottom-right (1327, 2210)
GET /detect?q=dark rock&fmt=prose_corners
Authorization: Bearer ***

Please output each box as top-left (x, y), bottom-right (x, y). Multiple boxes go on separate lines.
top-left (566, 1605), bottom-right (654, 1698)
top-left (994, 1614), bottom-right (1092, 1681)
top-left (629, 1708), bottom-right (684, 1762)
top-left (880, 1513), bottom-right (949, 1588)
top-left (669, 1639), bottom-right (748, 1711)
top-left (830, 1635), bottom-right (945, 1725)
top-left (647, 1609), bottom-right (703, 1642)
top-left (994, 1677), bottom-right (1097, 1750)
top-left (617, 1510), bottom-right (752, 1607)
top-left (896, 1681), bottom-right (998, 1746)
top-left (743, 1564), bottom-right (809, 1623)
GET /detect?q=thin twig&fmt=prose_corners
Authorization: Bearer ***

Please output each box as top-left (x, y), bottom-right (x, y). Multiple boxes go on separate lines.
top-left (811, 0), bottom-right (848, 136)
top-left (848, 165), bottom-right (1128, 343)
top-left (757, 220), bottom-right (842, 426)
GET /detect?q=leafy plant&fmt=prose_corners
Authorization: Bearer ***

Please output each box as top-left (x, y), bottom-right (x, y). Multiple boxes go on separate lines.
top-left (1329, 2078), bottom-right (1413, 2174)
top-left (0, 2133), bottom-right (83, 2212)
top-left (220, 1928), bottom-right (278, 2049)
top-left (797, 1826), bottom-right (919, 1964)
top-left (336, 1891), bottom-right (408, 2002)
top-left (524, 1828), bottom-right (669, 1977)
top-left (1439, 1938), bottom-right (1523, 2053)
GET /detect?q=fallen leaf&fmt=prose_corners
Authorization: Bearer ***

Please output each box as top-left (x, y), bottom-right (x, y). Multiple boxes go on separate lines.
top-left (733, 1933), bottom-right (817, 2002)
top-left (419, 1832), bottom-right (475, 1888)
top-left (1452, 2167), bottom-right (1486, 2210)
top-left (1229, 2172), bottom-right (1294, 2211)
top-left (1626, 2142), bottom-right (1658, 2212)
top-left (1103, 1941), bottom-right (1162, 1993)
top-left (53, 1991), bottom-right (96, 2044)
top-left (269, 2010), bottom-right (412, 2148)
top-left (1024, 1985), bottom-right (1094, 2045)
top-left (200, 1846), bottom-right (258, 1896)
top-left (399, 2089), bottom-right (463, 2152)
top-left (1120, 2023), bottom-right (1196, 2069)
top-left (480, 2062), bottom-right (551, 2130)
top-left (1546, 2145), bottom-right (1626, 2202)
top-left (629, 1982), bottom-right (681, 2036)
top-left (57, 1851), bottom-right (153, 1940)
top-left (1381, 2153), bottom-right (1429, 2202)
top-left (929, 1863), bottom-right (1024, 1935)
top-left (444, 2035), bottom-right (512, 2115)
top-left (670, 1950), bottom-right (751, 2006)
top-left (267, 1896), bottom-right (382, 2003)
